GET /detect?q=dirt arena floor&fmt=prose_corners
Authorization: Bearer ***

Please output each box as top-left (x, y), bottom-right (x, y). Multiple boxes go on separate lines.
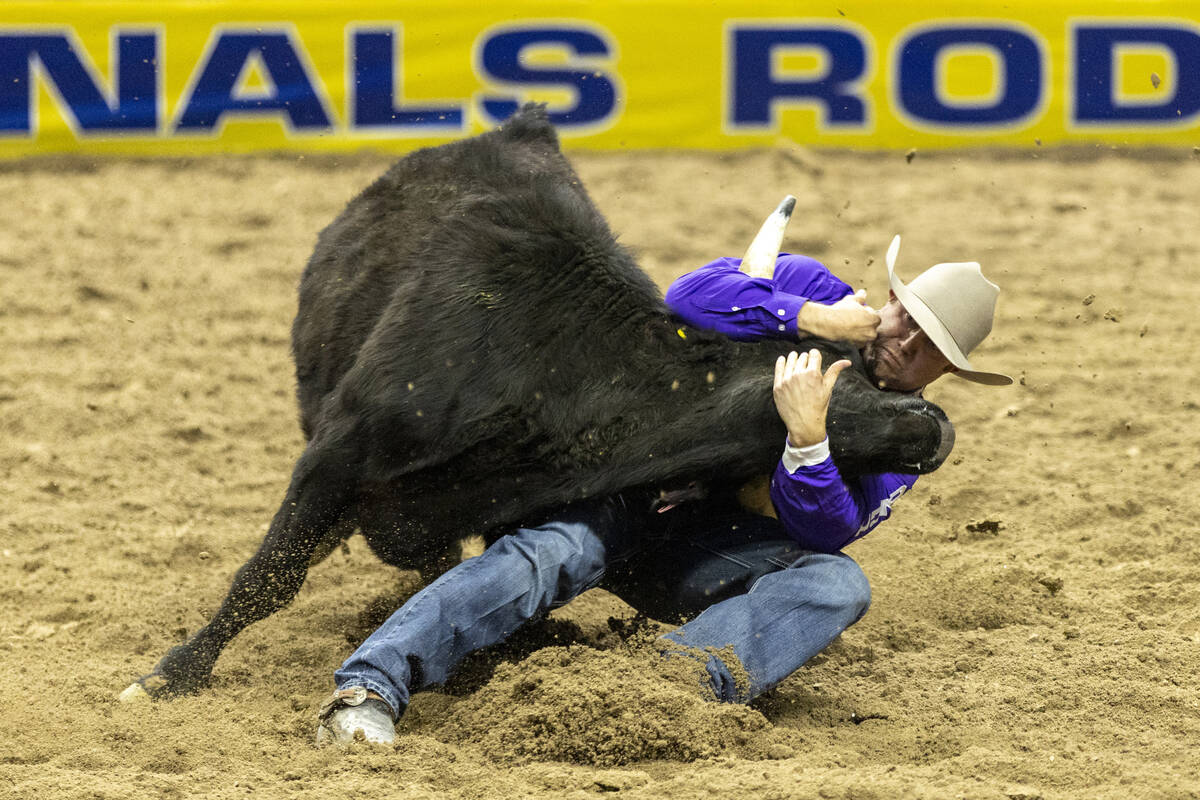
top-left (2, 142), bottom-right (1199, 799)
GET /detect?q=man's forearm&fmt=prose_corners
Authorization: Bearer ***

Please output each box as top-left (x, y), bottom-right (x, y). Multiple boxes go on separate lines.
top-left (769, 441), bottom-right (918, 552)
top-left (665, 257), bottom-right (809, 341)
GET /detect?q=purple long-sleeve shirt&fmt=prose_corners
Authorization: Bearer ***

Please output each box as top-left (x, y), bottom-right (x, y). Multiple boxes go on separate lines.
top-left (665, 254), bottom-right (918, 553)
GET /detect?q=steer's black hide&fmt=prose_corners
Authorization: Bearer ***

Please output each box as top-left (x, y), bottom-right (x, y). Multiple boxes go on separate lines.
top-left (132, 104), bottom-right (952, 698)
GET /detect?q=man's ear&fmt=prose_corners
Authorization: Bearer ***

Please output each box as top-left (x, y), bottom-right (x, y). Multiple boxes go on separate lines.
top-left (888, 289), bottom-right (898, 302)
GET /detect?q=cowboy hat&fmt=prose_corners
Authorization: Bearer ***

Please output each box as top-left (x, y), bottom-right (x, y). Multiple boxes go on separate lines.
top-left (885, 235), bottom-right (1012, 386)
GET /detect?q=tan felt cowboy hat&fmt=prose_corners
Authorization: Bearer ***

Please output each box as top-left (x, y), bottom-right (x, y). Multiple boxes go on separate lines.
top-left (885, 235), bottom-right (1012, 386)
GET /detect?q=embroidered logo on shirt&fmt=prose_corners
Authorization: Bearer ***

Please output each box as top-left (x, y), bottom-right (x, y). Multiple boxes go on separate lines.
top-left (856, 484), bottom-right (909, 535)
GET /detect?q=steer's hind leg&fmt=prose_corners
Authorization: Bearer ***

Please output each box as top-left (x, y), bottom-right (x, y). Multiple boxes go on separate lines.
top-left (126, 433), bottom-right (360, 699)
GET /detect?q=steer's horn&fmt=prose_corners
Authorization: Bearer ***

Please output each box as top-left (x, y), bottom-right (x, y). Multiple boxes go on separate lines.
top-left (739, 195), bottom-right (796, 280)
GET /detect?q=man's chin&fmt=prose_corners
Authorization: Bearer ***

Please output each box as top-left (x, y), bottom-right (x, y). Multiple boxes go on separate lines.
top-left (864, 351), bottom-right (911, 392)
top-left (866, 362), bottom-right (909, 393)
top-left (863, 355), bottom-right (890, 390)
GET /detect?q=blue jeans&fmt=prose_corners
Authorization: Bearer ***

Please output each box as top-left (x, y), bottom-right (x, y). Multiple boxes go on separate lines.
top-left (334, 497), bottom-right (871, 717)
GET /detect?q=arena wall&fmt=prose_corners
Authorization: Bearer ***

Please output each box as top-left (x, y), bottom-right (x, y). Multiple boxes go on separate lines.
top-left (2, 0), bottom-right (1198, 155)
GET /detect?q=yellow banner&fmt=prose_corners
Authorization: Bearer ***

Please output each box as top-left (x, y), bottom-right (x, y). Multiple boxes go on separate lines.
top-left (2, 0), bottom-right (1199, 155)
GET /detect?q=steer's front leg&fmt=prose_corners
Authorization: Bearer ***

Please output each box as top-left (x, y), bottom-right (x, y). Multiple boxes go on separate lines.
top-left (122, 437), bottom-right (359, 700)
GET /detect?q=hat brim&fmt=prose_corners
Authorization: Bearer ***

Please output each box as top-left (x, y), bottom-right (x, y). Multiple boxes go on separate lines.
top-left (885, 235), bottom-right (1013, 386)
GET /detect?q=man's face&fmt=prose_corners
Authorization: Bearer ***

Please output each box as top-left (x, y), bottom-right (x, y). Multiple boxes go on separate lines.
top-left (861, 293), bottom-right (957, 392)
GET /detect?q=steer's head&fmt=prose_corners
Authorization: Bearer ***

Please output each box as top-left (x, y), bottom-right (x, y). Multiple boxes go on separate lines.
top-left (739, 196), bottom-right (955, 477)
top-left (825, 365), bottom-right (955, 476)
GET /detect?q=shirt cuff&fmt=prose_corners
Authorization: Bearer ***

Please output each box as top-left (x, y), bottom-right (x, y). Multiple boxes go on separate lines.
top-left (781, 437), bottom-right (831, 472)
top-left (765, 295), bottom-right (806, 337)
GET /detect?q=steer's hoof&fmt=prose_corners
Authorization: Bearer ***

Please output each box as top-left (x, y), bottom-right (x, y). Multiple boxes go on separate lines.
top-left (118, 672), bottom-right (169, 703)
top-left (315, 687), bottom-right (396, 748)
top-left (117, 682), bottom-right (150, 704)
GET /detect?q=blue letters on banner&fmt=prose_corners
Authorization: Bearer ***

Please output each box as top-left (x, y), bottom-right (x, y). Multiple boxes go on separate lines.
top-left (0, 30), bottom-right (157, 134)
top-left (478, 26), bottom-right (617, 126)
top-left (897, 26), bottom-right (1042, 125)
top-left (1074, 24), bottom-right (1200, 123)
top-left (351, 29), bottom-right (463, 130)
top-left (729, 26), bottom-right (868, 128)
top-left (176, 30), bottom-right (331, 131)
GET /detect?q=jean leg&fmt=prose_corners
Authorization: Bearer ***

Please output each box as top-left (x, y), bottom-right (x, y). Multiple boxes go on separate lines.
top-left (334, 501), bottom-right (631, 717)
top-left (662, 552), bottom-right (871, 702)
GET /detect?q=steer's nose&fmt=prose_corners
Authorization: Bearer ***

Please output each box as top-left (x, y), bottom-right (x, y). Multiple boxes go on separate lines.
top-left (894, 399), bottom-right (955, 473)
top-left (930, 409), bottom-right (955, 469)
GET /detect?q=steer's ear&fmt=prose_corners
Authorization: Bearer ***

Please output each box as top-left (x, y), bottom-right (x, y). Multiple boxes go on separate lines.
top-left (740, 195), bottom-right (796, 280)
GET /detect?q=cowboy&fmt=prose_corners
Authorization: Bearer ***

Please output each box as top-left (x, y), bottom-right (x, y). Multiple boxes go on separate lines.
top-left (315, 217), bottom-right (1010, 746)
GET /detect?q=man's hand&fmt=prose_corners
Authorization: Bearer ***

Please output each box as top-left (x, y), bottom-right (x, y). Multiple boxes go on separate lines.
top-left (795, 289), bottom-right (880, 346)
top-left (773, 349), bottom-right (852, 447)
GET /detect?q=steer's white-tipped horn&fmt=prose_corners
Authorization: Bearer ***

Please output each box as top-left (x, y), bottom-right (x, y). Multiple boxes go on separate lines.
top-left (740, 195), bottom-right (796, 280)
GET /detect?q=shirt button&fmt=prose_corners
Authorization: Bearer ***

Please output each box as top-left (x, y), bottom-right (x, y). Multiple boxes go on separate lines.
top-left (731, 306), bottom-right (740, 311)
top-left (777, 324), bottom-right (786, 331)
top-left (777, 308), bottom-right (786, 316)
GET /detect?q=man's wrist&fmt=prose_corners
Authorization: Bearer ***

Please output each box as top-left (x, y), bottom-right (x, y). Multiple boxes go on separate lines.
top-left (781, 436), bottom-right (831, 472)
top-left (796, 301), bottom-right (825, 337)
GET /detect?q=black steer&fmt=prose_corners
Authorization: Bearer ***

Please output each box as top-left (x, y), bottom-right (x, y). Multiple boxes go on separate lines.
top-left (127, 104), bottom-right (953, 699)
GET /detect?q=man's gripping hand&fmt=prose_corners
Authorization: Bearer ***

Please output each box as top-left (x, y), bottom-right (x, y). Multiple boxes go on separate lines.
top-left (773, 349), bottom-right (852, 447)
top-left (795, 289), bottom-right (880, 346)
